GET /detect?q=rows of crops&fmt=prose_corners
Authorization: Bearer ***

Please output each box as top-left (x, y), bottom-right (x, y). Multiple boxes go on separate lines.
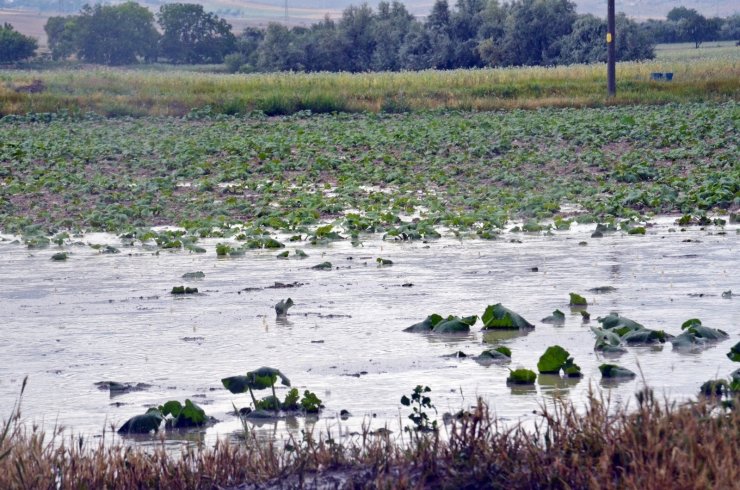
top-left (1, 102), bottom-right (737, 238)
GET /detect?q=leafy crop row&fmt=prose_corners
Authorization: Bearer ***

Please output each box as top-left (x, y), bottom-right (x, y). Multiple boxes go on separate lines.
top-left (0, 102), bottom-right (737, 236)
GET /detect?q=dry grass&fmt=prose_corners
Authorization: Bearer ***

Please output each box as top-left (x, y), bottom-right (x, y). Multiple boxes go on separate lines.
top-left (1, 56), bottom-right (738, 117)
top-left (1, 379), bottom-right (737, 489)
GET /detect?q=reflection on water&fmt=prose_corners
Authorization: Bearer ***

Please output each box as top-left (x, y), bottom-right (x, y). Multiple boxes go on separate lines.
top-left (0, 218), bottom-right (737, 446)
top-left (509, 384), bottom-right (537, 396)
top-left (482, 328), bottom-right (532, 343)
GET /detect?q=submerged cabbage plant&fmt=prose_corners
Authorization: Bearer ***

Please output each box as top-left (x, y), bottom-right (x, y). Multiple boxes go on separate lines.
top-left (222, 367), bottom-right (291, 412)
top-left (481, 304), bottom-right (534, 330)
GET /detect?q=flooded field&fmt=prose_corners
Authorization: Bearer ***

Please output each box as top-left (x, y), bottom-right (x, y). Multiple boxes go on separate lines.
top-left (1, 217), bottom-right (737, 445)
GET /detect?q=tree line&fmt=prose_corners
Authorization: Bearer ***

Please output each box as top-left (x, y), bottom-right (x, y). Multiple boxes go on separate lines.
top-left (1, 1), bottom-right (738, 68)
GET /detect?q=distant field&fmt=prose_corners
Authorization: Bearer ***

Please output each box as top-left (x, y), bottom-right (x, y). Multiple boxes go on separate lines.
top-left (656, 41), bottom-right (740, 62)
top-left (0, 9), bottom-right (51, 49)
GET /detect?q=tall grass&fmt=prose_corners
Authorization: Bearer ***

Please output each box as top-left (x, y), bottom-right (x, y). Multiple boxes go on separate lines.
top-left (1, 56), bottom-right (738, 117)
top-left (1, 383), bottom-right (737, 489)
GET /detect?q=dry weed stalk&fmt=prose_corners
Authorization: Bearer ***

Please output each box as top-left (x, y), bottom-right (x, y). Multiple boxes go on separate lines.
top-left (1, 383), bottom-right (737, 489)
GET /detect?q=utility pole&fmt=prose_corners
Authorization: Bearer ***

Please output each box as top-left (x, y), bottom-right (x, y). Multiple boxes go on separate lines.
top-left (607, 0), bottom-right (616, 97)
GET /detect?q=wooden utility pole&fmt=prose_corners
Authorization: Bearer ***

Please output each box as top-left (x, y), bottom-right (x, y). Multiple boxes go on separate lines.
top-left (607, 0), bottom-right (616, 97)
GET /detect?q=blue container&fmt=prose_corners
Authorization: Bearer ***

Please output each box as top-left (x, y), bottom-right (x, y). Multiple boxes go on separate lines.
top-left (665, 72), bottom-right (674, 81)
top-left (650, 72), bottom-right (664, 81)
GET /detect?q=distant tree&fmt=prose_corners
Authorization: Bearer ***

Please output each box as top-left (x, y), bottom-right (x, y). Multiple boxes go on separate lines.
top-left (0, 23), bottom-right (37, 63)
top-left (640, 18), bottom-right (681, 44)
top-left (553, 14), bottom-right (605, 64)
top-left (76, 2), bottom-right (159, 65)
top-left (44, 16), bottom-right (80, 60)
top-left (719, 14), bottom-right (740, 41)
top-left (255, 23), bottom-right (305, 71)
top-left (666, 6), bottom-right (716, 48)
top-left (370, 1), bottom-right (415, 71)
top-left (398, 22), bottom-right (433, 70)
top-left (157, 3), bottom-right (235, 64)
top-left (450, 0), bottom-right (487, 67)
top-left (338, 3), bottom-right (376, 72)
top-left (666, 6), bottom-right (698, 23)
top-left (614, 13), bottom-right (655, 61)
top-left (303, 17), bottom-right (348, 72)
top-left (427, 0), bottom-right (452, 33)
top-left (395, 0), bottom-right (458, 71)
top-left (229, 26), bottom-right (264, 71)
top-left (476, 0), bottom-right (508, 66)
top-left (555, 13), bottom-right (654, 65)
top-left (497, 0), bottom-right (577, 66)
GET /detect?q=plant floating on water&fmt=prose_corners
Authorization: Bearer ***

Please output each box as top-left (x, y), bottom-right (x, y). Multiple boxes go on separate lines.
top-left (627, 226), bottom-right (646, 235)
top-left (276, 250), bottom-right (289, 259)
top-left (216, 243), bottom-right (232, 256)
top-left (159, 399), bottom-right (208, 429)
top-left (403, 313), bottom-right (476, 334)
top-left (245, 237), bottom-right (284, 250)
top-left (541, 309), bottom-right (565, 325)
top-left (671, 318), bottom-right (729, 350)
top-left (699, 374), bottom-right (739, 409)
top-left (118, 408), bottom-right (164, 434)
top-left (589, 286), bottom-right (616, 294)
top-left (294, 249), bottom-right (308, 258)
top-left (309, 225), bottom-right (344, 245)
top-left (275, 298), bottom-right (294, 317)
top-left (726, 342), bottom-right (740, 362)
top-left (222, 367), bottom-right (291, 412)
top-left (535, 345), bottom-right (581, 377)
top-left (475, 347), bottom-right (512, 365)
top-left (581, 310), bottom-right (591, 322)
top-left (598, 364), bottom-right (636, 379)
top-left (594, 313), bottom-right (668, 345)
top-left (433, 315), bottom-right (477, 333)
top-left (507, 368), bottom-right (537, 385)
top-left (404, 314), bottom-right (444, 333)
top-left (569, 293), bottom-right (588, 306)
top-left (481, 304), bottom-right (534, 330)
top-left (376, 257), bottom-right (393, 266)
top-left (50, 252), bottom-right (68, 261)
top-left (181, 271), bottom-right (205, 279)
top-left (118, 399), bottom-right (210, 434)
top-left (300, 390), bottom-right (323, 413)
top-left (171, 286), bottom-right (198, 295)
top-left (311, 261), bottom-right (332, 270)
top-left (401, 385), bottom-right (437, 433)
top-left (721, 290), bottom-right (733, 299)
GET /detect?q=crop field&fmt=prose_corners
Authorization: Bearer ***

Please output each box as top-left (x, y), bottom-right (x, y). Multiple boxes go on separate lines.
top-left (1, 51), bottom-right (739, 488)
top-left (0, 102), bottom-right (737, 237)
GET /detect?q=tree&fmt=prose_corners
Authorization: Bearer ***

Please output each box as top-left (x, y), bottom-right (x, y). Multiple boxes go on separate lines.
top-left (76, 2), bottom-right (159, 65)
top-left (370, 1), bottom-right (415, 71)
top-left (614, 13), bottom-right (655, 61)
top-left (497, 0), bottom-right (577, 66)
top-left (157, 3), bottom-right (235, 64)
top-left (666, 7), bottom-right (716, 48)
top-left (303, 17), bottom-right (348, 72)
top-left (555, 13), bottom-right (654, 65)
top-left (338, 3), bottom-right (377, 72)
top-left (553, 14), bottom-right (605, 64)
top-left (44, 16), bottom-right (79, 61)
top-left (0, 23), bottom-right (37, 63)
top-left (255, 23), bottom-right (305, 72)
top-left (719, 14), bottom-right (740, 41)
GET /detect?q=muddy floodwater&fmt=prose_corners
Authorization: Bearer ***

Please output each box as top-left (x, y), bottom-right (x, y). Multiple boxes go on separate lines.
top-left (1, 218), bottom-right (738, 446)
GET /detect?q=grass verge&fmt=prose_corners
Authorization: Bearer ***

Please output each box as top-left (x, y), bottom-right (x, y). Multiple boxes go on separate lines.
top-left (1, 384), bottom-right (738, 489)
top-left (1, 57), bottom-right (738, 117)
